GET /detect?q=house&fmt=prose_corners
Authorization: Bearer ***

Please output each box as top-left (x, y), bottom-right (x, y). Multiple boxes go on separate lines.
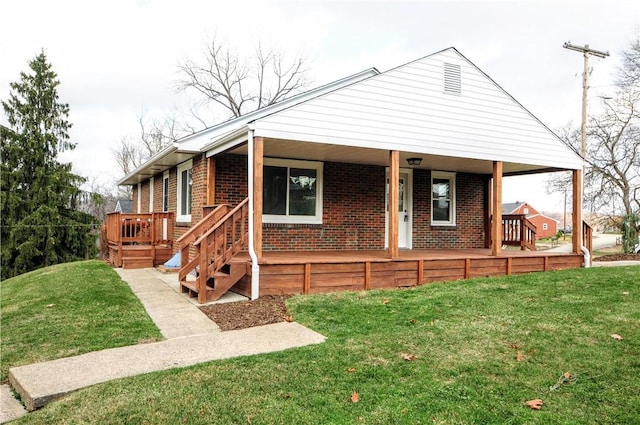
top-left (502, 201), bottom-right (559, 239)
top-left (114, 199), bottom-right (133, 214)
top-left (107, 47), bottom-right (591, 303)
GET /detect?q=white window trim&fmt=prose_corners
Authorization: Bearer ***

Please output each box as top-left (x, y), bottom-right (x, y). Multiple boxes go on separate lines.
top-left (431, 171), bottom-right (456, 226)
top-left (148, 177), bottom-right (154, 212)
top-left (162, 171), bottom-right (169, 212)
top-left (176, 160), bottom-right (193, 223)
top-left (263, 158), bottom-right (323, 224)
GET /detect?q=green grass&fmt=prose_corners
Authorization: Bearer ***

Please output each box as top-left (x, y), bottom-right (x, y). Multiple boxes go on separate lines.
top-left (0, 260), bottom-right (162, 381)
top-left (8, 265), bottom-right (640, 424)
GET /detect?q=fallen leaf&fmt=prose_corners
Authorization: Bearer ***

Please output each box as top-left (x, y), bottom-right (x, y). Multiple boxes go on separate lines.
top-left (285, 315), bottom-right (294, 322)
top-left (526, 399), bottom-right (544, 410)
top-left (382, 298), bottom-right (390, 305)
top-left (46, 304), bottom-right (55, 308)
top-left (409, 318), bottom-right (416, 324)
top-left (509, 343), bottom-right (522, 350)
top-left (623, 292), bottom-right (629, 296)
top-left (401, 352), bottom-right (417, 361)
top-left (516, 351), bottom-right (525, 362)
top-left (563, 371), bottom-right (572, 379)
top-left (611, 334), bottom-right (623, 341)
top-left (351, 392), bottom-right (360, 403)
top-left (347, 367), bottom-right (357, 373)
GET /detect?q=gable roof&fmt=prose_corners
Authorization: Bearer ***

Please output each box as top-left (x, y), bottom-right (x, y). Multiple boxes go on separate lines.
top-left (251, 47), bottom-right (583, 173)
top-left (115, 199), bottom-right (133, 213)
top-left (502, 201), bottom-right (525, 214)
top-left (119, 67), bottom-right (379, 185)
top-left (120, 47), bottom-right (583, 185)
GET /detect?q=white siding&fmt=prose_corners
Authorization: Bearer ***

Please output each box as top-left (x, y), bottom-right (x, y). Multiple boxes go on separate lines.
top-left (254, 48), bottom-right (582, 170)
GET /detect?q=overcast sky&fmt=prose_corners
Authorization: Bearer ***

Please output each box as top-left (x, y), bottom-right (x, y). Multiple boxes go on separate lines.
top-left (2, 0), bottom-right (639, 213)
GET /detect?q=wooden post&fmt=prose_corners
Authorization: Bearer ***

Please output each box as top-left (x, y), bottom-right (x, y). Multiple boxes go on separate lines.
top-left (572, 169), bottom-right (583, 253)
top-left (364, 262), bottom-right (371, 290)
top-left (388, 150), bottom-right (399, 259)
top-left (253, 137), bottom-right (264, 260)
top-left (491, 161), bottom-right (503, 256)
top-left (304, 263), bottom-right (311, 294)
top-left (206, 157), bottom-right (216, 205)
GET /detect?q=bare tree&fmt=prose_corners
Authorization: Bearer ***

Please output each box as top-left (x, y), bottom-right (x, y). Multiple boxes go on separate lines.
top-left (177, 38), bottom-right (308, 123)
top-left (113, 112), bottom-right (186, 180)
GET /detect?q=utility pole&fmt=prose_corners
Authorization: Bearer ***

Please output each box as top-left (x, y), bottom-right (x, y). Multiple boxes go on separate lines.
top-left (563, 42), bottom-right (609, 158)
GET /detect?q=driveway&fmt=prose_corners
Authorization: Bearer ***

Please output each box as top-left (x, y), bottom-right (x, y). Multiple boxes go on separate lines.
top-left (546, 233), bottom-right (619, 253)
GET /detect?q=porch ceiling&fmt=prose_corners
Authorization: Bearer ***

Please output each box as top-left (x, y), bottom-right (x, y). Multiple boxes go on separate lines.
top-left (229, 138), bottom-right (564, 176)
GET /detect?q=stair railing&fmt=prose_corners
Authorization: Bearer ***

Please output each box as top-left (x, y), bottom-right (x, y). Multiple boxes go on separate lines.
top-left (191, 198), bottom-right (249, 301)
top-left (177, 204), bottom-right (230, 286)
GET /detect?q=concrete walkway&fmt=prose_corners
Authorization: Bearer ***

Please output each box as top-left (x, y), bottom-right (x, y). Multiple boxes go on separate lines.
top-left (2, 268), bottom-right (325, 422)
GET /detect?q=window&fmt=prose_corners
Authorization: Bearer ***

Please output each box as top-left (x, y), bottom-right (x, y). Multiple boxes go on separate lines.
top-left (543, 223), bottom-right (548, 231)
top-left (524, 207), bottom-right (529, 214)
top-left (162, 171), bottom-right (169, 212)
top-left (148, 177), bottom-right (154, 212)
top-left (177, 160), bottom-right (193, 222)
top-left (263, 158), bottom-right (323, 224)
top-left (431, 171), bottom-right (456, 226)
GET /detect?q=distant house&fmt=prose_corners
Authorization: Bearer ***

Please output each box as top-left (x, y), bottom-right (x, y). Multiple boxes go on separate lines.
top-left (502, 201), bottom-right (559, 239)
top-left (114, 199), bottom-right (133, 214)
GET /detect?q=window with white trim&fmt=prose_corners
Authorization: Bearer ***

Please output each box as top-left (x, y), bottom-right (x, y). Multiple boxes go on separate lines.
top-left (162, 171), bottom-right (169, 212)
top-left (148, 177), bottom-right (154, 212)
top-left (431, 171), bottom-right (456, 226)
top-left (177, 160), bottom-right (193, 222)
top-left (263, 158), bottom-right (323, 224)
top-left (543, 223), bottom-right (548, 231)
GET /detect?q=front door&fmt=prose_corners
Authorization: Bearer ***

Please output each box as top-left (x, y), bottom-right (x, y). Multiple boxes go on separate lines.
top-left (386, 170), bottom-right (412, 248)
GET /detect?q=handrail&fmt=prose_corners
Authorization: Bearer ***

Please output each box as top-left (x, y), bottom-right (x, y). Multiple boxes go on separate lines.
top-left (105, 212), bottom-right (174, 246)
top-left (178, 198), bottom-right (249, 303)
top-left (178, 204), bottom-right (230, 280)
top-left (492, 214), bottom-right (537, 251)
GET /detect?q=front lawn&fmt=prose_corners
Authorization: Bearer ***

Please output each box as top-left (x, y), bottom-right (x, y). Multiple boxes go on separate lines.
top-left (12, 265), bottom-right (640, 424)
top-left (0, 260), bottom-right (162, 381)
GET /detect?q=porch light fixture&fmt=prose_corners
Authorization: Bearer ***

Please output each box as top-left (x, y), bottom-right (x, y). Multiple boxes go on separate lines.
top-left (406, 157), bottom-right (422, 166)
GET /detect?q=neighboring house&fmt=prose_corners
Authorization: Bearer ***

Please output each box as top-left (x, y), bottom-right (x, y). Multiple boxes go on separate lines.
top-left (502, 201), bottom-right (559, 239)
top-left (111, 47), bottom-right (589, 302)
top-left (114, 199), bottom-right (133, 214)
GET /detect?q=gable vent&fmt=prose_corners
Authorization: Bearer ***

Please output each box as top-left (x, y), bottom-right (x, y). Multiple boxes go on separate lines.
top-left (443, 62), bottom-right (461, 95)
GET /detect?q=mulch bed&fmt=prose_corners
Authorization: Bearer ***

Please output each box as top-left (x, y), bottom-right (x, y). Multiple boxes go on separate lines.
top-left (199, 295), bottom-right (292, 331)
top-left (594, 253), bottom-right (640, 262)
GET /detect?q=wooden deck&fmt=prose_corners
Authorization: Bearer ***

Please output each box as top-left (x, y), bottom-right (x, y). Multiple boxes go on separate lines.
top-left (230, 249), bottom-right (585, 297)
top-left (103, 212), bottom-right (175, 269)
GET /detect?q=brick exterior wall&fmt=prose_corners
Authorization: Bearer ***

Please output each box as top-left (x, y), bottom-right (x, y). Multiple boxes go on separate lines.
top-left (131, 153), bottom-right (488, 253)
top-left (262, 161), bottom-right (386, 251)
top-left (413, 170), bottom-right (486, 249)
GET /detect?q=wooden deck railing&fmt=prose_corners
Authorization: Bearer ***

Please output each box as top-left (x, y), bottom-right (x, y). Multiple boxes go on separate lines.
top-left (178, 198), bottom-right (249, 303)
top-left (104, 212), bottom-right (174, 266)
top-left (491, 214), bottom-right (537, 251)
top-left (105, 212), bottom-right (174, 245)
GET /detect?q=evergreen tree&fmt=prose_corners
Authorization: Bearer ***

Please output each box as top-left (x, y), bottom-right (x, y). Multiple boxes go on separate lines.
top-left (1, 51), bottom-right (98, 279)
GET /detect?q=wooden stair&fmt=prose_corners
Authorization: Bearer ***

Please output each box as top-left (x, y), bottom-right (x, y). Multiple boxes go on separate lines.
top-left (177, 199), bottom-right (250, 304)
top-left (180, 259), bottom-right (247, 303)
